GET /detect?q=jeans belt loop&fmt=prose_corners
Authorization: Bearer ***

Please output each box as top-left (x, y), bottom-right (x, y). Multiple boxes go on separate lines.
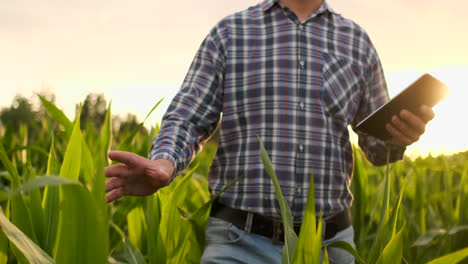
top-left (244, 212), bottom-right (254, 233)
top-left (272, 220), bottom-right (283, 244)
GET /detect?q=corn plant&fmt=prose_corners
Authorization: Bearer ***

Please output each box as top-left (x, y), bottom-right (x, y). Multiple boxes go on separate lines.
top-left (0, 95), bottom-right (466, 263)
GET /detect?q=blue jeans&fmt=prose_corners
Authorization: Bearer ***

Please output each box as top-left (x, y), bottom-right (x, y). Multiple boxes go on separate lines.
top-left (201, 216), bottom-right (355, 264)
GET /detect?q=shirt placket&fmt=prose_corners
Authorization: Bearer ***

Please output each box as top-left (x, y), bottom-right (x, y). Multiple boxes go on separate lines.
top-left (293, 22), bottom-right (307, 216)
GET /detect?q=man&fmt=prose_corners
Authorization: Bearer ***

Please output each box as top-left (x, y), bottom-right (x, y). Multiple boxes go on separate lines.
top-left (105, 0), bottom-right (435, 263)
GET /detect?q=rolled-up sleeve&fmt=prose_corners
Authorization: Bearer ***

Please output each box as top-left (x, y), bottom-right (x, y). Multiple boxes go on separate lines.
top-left (149, 22), bottom-right (227, 177)
top-left (352, 54), bottom-right (406, 166)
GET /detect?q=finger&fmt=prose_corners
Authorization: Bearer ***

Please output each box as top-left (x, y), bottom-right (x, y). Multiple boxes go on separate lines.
top-left (400, 110), bottom-right (425, 135)
top-left (105, 177), bottom-right (124, 192)
top-left (105, 163), bottom-right (130, 178)
top-left (106, 187), bottom-right (125, 203)
top-left (386, 123), bottom-right (413, 146)
top-left (108, 151), bottom-right (143, 167)
top-left (418, 105), bottom-right (435, 123)
top-left (391, 114), bottom-right (420, 142)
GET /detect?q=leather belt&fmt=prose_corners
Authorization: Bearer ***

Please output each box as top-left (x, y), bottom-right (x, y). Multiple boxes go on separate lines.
top-left (210, 200), bottom-right (351, 244)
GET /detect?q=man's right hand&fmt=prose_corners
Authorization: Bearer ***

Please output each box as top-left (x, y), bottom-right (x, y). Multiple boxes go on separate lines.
top-left (104, 151), bottom-right (174, 203)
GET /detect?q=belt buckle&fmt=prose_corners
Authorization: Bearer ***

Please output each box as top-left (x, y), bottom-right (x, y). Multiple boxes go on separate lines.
top-left (272, 220), bottom-right (284, 244)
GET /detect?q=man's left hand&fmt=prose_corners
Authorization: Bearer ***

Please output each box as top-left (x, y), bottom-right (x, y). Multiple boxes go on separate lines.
top-left (385, 105), bottom-right (435, 147)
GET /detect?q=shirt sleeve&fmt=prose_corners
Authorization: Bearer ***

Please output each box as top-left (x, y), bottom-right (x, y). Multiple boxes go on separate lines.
top-left (351, 53), bottom-right (406, 166)
top-left (149, 23), bottom-right (227, 178)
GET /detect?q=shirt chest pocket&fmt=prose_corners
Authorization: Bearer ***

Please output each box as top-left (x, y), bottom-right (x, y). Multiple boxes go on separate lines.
top-left (321, 53), bottom-right (363, 123)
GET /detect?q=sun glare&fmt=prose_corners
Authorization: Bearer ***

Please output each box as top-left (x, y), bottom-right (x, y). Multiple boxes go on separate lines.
top-left (386, 67), bottom-right (468, 158)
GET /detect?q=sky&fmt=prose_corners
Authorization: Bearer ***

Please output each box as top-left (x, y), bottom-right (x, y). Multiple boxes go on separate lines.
top-left (1, 0), bottom-right (467, 158)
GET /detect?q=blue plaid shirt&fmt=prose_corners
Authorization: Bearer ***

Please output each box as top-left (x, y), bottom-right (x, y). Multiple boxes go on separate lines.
top-left (150, 0), bottom-right (405, 221)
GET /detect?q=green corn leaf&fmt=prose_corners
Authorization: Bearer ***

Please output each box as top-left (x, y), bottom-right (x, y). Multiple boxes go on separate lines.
top-left (109, 221), bottom-right (146, 264)
top-left (0, 208), bottom-right (55, 264)
top-left (0, 233), bottom-right (6, 264)
top-left (351, 147), bottom-right (368, 246)
top-left (455, 167), bottom-right (467, 224)
top-left (29, 183), bottom-right (45, 250)
top-left (59, 107), bottom-right (81, 181)
top-left (292, 172), bottom-right (322, 263)
top-left (127, 206), bottom-right (147, 251)
top-left (145, 195), bottom-right (162, 264)
top-left (448, 225), bottom-right (468, 235)
top-left (42, 186), bottom-right (60, 256)
top-left (0, 202), bottom-right (8, 264)
top-left (327, 241), bottom-right (366, 264)
top-left (376, 224), bottom-right (405, 264)
top-left (158, 166), bottom-right (199, 262)
top-left (178, 174), bottom-right (243, 262)
top-left (53, 184), bottom-right (108, 264)
top-left (100, 101), bottom-right (113, 157)
top-left (123, 240), bottom-right (147, 264)
top-left (152, 191), bottom-right (168, 263)
top-left (42, 140), bottom-right (61, 256)
top-left (258, 138), bottom-right (297, 264)
top-left (118, 98), bottom-right (163, 151)
top-left (425, 247), bottom-right (468, 264)
top-left (368, 158), bottom-right (407, 263)
top-left (81, 140), bottom-right (95, 188)
top-left (412, 229), bottom-right (447, 247)
top-left (0, 141), bottom-right (21, 188)
top-left (38, 95), bottom-right (73, 136)
top-left (10, 194), bottom-right (38, 244)
top-left (12, 176), bottom-right (79, 195)
top-left (46, 136), bottom-right (59, 176)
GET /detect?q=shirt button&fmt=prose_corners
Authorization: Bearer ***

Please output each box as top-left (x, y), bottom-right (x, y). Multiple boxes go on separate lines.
top-left (299, 61), bottom-right (305, 69)
top-left (299, 101), bottom-right (305, 110)
top-left (298, 144), bottom-right (304, 152)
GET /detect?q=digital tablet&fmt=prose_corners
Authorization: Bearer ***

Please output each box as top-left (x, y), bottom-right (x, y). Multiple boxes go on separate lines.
top-left (355, 74), bottom-right (450, 141)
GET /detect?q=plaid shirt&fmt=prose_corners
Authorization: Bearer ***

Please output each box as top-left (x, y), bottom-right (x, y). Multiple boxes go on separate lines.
top-left (150, 0), bottom-right (405, 221)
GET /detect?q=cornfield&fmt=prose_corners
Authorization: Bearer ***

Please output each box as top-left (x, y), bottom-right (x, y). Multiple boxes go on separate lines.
top-left (0, 96), bottom-right (466, 263)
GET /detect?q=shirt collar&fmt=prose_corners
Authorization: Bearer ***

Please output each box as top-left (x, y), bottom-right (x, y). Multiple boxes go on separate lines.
top-left (261, 0), bottom-right (337, 15)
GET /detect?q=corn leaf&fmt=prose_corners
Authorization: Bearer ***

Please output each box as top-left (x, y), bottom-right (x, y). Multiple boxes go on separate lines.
top-left (38, 95), bottom-right (73, 136)
top-left (376, 224), bottom-right (405, 264)
top-left (0, 208), bottom-right (55, 264)
top-left (100, 101), bottom-right (113, 157)
top-left (123, 240), bottom-right (147, 264)
top-left (42, 140), bottom-right (60, 256)
top-left (292, 172), bottom-right (322, 263)
top-left (327, 241), bottom-right (366, 264)
top-left (0, 201), bottom-right (8, 264)
top-left (368, 160), bottom-right (407, 263)
top-left (118, 98), bottom-right (163, 151)
top-left (58, 108), bottom-right (81, 181)
top-left (412, 229), bottom-right (447, 247)
top-left (159, 167), bottom-right (198, 262)
top-left (351, 147), bottom-right (368, 245)
top-left (0, 141), bottom-right (20, 188)
top-left (81, 140), bottom-right (95, 188)
top-left (144, 195), bottom-right (162, 264)
top-left (10, 194), bottom-right (38, 244)
top-left (178, 175), bottom-right (243, 263)
top-left (12, 176), bottom-right (79, 195)
top-left (28, 185), bottom-right (45, 250)
top-left (109, 221), bottom-right (146, 264)
top-left (54, 185), bottom-right (108, 264)
top-left (425, 247), bottom-right (468, 264)
top-left (127, 206), bottom-right (147, 251)
top-left (258, 139), bottom-right (297, 264)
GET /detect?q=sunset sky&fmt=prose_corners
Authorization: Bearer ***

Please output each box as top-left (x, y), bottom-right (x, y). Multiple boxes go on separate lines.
top-left (1, 0), bottom-right (467, 157)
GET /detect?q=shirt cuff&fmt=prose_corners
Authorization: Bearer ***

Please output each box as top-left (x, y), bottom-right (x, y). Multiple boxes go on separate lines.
top-left (385, 142), bottom-right (406, 162)
top-left (149, 152), bottom-right (179, 180)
